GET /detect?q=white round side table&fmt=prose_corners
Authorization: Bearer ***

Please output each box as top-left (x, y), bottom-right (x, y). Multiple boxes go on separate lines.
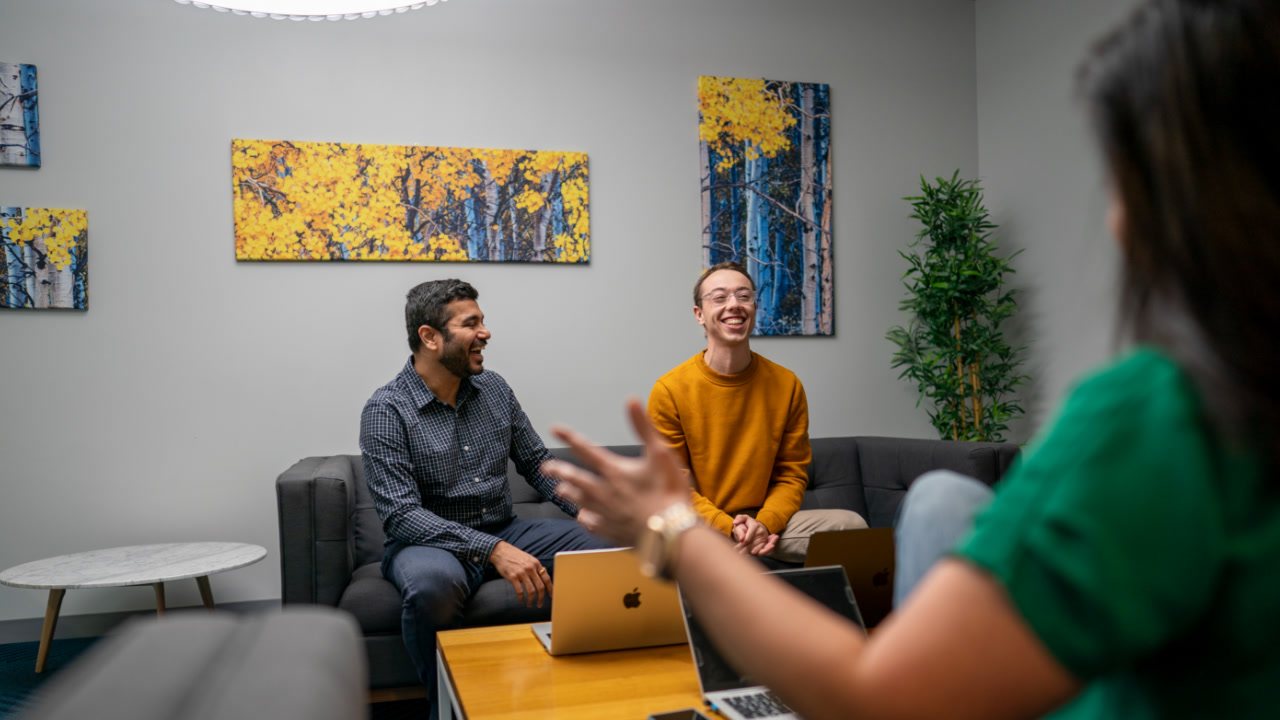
top-left (0, 542), bottom-right (267, 672)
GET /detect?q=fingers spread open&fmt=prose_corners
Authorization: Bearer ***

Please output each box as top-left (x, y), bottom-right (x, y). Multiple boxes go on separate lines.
top-left (544, 459), bottom-right (602, 507)
top-left (625, 398), bottom-right (687, 490)
top-left (549, 423), bottom-right (615, 474)
top-left (577, 508), bottom-right (604, 534)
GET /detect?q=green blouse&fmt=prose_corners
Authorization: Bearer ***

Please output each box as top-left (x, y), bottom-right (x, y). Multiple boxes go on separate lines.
top-left (958, 348), bottom-right (1279, 719)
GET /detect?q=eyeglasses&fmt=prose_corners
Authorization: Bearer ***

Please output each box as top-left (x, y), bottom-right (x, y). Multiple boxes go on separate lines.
top-left (701, 290), bottom-right (756, 306)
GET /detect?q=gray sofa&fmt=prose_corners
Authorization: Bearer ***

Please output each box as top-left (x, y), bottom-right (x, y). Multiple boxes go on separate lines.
top-left (276, 436), bottom-right (1019, 693)
top-left (19, 608), bottom-right (365, 720)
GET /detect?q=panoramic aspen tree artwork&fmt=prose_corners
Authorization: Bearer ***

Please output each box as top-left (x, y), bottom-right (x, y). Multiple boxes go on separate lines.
top-left (699, 76), bottom-right (833, 336)
top-left (1, 208), bottom-right (88, 309)
top-left (0, 62), bottom-right (40, 167)
top-left (232, 139), bottom-right (589, 262)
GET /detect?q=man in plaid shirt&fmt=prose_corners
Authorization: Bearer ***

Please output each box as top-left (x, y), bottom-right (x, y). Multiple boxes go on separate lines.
top-left (360, 279), bottom-right (608, 697)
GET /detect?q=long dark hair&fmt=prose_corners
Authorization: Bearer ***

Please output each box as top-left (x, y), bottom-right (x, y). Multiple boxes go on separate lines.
top-left (1080, 0), bottom-right (1280, 474)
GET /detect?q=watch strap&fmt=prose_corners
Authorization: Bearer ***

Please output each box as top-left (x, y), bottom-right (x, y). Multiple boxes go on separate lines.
top-left (642, 502), bottom-right (699, 580)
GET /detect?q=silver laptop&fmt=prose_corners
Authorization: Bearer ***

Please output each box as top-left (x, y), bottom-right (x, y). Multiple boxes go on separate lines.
top-left (805, 528), bottom-right (895, 628)
top-left (531, 547), bottom-right (686, 655)
top-left (680, 566), bottom-right (865, 720)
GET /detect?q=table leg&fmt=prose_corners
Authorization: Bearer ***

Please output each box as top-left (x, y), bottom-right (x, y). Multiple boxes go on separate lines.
top-left (196, 575), bottom-right (215, 610)
top-left (153, 583), bottom-right (165, 616)
top-left (436, 647), bottom-right (459, 720)
top-left (34, 588), bottom-right (65, 673)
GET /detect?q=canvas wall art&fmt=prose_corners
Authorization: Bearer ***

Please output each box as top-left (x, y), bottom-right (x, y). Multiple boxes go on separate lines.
top-left (0, 63), bottom-right (40, 168)
top-left (1, 208), bottom-right (88, 309)
top-left (699, 76), bottom-right (833, 336)
top-left (232, 139), bottom-right (589, 262)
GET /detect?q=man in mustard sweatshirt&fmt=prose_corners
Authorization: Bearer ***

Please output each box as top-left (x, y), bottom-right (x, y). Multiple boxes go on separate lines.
top-left (647, 261), bottom-right (866, 562)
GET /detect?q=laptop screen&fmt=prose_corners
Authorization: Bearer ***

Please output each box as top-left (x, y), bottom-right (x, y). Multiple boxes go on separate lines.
top-left (681, 566), bottom-right (866, 694)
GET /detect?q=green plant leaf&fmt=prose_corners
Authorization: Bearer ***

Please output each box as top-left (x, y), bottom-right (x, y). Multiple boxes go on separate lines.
top-left (887, 170), bottom-right (1029, 443)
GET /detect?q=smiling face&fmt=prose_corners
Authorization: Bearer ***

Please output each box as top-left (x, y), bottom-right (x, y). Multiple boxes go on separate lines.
top-left (434, 299), bottom-right (490, 379)
top-left (694, 268), bottom-right (756, 348)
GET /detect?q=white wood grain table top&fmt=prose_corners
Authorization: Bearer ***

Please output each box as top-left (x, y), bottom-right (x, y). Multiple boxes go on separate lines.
top-left (0, 542), bottom-right (267, 589)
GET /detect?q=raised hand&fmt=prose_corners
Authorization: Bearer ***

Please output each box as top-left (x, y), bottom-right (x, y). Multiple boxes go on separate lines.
top-left (542, 398), bottom-right (691, 547)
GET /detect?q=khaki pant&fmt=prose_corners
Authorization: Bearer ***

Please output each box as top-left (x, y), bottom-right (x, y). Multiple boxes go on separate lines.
top-left (742, 508), bottom-right (869, 563)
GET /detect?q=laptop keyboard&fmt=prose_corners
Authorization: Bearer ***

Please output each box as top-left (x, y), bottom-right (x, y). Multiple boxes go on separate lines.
top-left (724, 690), bottom-right (793, 718)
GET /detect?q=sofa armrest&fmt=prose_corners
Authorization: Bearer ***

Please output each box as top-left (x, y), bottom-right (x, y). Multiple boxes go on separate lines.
top-left (21, 609), bottom-right (366, 720)
top-left (276, 456), bottom-right (358, 607)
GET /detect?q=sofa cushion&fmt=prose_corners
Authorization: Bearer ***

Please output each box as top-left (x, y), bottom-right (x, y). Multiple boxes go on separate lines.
top-left (801, 438), bottom-right (868, 520)
top-left (854, 437), bottom-right (1016, 528)
top-left (338, 563), bottom-right (402, 636)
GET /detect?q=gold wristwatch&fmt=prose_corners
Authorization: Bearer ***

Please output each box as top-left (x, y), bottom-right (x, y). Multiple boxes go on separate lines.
top-left (637, 502), bottom-right (700, 580)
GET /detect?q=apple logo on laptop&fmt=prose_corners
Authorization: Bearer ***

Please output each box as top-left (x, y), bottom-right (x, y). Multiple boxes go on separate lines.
top-left (623, 587), bottom-right (642, 609)
top-left (873, 568), bottom-right (890, 587)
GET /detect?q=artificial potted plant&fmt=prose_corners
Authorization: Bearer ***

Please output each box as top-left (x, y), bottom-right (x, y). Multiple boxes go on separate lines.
top-left (886, 171), bottom-right (1028, 442)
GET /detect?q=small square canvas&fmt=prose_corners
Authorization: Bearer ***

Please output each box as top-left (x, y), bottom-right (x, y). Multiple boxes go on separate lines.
top-left (0, 63), bottom-right (40, 168)
top-left (1, 208), bottom-right (88, 309)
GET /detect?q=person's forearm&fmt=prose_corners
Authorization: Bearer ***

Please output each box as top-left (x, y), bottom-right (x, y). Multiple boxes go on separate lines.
top-left (671, 524), bottom-right (867, 720)
top-left (689, 488), bottom-right (735, 534)
top-left (756, 476), bottom-right (807, 534)
top-left (383, 505), bottom-right (499, 561)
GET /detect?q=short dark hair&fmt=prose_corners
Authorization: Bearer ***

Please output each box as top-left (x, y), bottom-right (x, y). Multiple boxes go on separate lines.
top-left (1080, 0), bottom-right (1280, 473)
top-left (693, 261), bottom-right (755, 307)
top-left (405, 279), bottom-right (478, 352)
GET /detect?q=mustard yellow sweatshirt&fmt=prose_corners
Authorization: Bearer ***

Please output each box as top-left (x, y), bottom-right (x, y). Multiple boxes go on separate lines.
top-left (647, 351), bottom-right (811, 536)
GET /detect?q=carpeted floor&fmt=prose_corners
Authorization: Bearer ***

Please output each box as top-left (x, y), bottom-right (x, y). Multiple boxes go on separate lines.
top-left (0, 637), bottom-right (98, 717)
top-left (0, 637), bottom-right (427, 719)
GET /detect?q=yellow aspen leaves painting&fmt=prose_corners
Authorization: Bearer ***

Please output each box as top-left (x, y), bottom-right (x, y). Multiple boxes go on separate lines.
top-left (699, 76), bottom-right (833, 336)
top-left (699, 77), bottom-right (796, 171)
top-left (1, 207), bottom-right (88, 309)
top-left (232, 139), bottom-right (589, 262)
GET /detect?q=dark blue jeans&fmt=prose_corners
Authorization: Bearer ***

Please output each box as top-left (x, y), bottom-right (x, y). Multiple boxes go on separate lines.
top-left (382, 518), bottom-right (610, 692)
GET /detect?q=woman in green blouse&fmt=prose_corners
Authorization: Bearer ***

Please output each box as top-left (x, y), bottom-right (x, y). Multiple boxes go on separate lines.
top-left (543, 1), bottom-right (1280, 718)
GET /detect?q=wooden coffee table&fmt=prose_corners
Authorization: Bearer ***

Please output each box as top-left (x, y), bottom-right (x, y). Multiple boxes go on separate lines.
top-left (436, 623), bottom-right (704, 719)
top-left (0, 542), bottom-right (266, 672)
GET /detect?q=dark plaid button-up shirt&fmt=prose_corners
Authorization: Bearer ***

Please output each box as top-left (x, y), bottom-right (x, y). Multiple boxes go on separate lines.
top-left (360, 358), bottom-right (577, 563)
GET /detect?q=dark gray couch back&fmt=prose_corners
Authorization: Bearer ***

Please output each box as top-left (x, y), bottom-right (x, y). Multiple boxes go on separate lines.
top-left (346, 437), bottom-right (1017, 571)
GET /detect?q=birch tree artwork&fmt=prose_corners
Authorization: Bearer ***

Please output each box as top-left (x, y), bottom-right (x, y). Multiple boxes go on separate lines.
top-left (1, 208), bottom-right (88, 309)
top-left (233, 139), bottom-right (589, 262)
top-left (699, 77), bottom-right (833, 336)
top-left (0, 63), bottom-right (40, 167)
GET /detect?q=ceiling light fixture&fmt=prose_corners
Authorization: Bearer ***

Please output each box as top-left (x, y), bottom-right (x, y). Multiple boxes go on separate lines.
top-left (172, 0), bottom-right (447, 21)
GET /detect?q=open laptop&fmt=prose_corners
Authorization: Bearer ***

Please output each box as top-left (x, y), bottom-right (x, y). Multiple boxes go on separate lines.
top-left (531, 547), bottom-right (686, 655)
top-left (680, 566), bottom-right (865, 720)
top-left (804, 527), bottom-right (896, 628)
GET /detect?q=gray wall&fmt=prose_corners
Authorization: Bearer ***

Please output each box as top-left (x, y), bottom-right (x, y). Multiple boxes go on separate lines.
top-left (974, 0), bottom-right (1141, 430)
top-left (0, 0), bottom-right (977, 625)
